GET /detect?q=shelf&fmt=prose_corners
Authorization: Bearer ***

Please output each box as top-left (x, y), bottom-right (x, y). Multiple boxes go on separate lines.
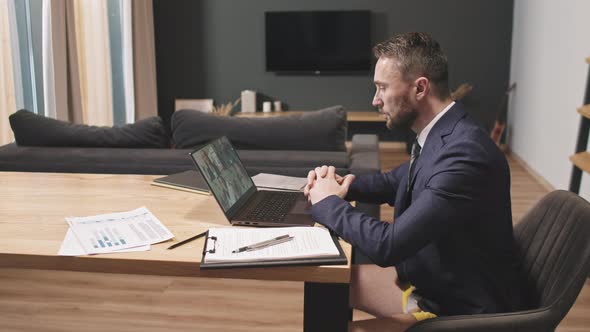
top-left (570, 152), bottom-right (590, 174)
top-left (346, 111), bottom-right (385, 122)
top-left (577, 105), bottom-right (590, 119)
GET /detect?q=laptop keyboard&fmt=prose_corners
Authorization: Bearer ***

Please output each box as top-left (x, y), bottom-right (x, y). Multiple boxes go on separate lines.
top-left (240, 191), bottom-right (299, 222)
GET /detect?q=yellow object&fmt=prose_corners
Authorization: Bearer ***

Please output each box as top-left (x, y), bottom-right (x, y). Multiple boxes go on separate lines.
top-left (402, 285), bottom-right (437, 321)
top-left (401, 286), bottom-right (416, 312)
top-left (411, 310), bottom-right (437, 321)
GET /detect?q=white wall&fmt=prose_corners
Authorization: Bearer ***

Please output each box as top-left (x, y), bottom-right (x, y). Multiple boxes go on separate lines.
top-left (509, 0), bottom-right (590, 200)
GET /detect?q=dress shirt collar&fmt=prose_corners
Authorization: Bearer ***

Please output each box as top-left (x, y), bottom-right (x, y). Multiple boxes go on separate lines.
top-left (416, 101), bottom-right (455, 148)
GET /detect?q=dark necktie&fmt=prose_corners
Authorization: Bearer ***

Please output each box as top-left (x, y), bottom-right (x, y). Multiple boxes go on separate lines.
top-left (406, 140), bottom-right (421, 197)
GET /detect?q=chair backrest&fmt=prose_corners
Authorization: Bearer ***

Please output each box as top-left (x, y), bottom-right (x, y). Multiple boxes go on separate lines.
top-left (514, 190), bottom-right (590, 323)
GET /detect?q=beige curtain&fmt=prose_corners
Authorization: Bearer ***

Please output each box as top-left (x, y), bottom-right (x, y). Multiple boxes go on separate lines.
top-left (63, 0), bottom-right (83, 124)
top-left (43, 0), bottom-right (66, 120)
top-left (42, 0), bottom-right (91, 125)
top-left (4, 0), bottom-right (156, 135)
top-left (0, 0), bottom-right (16, 145)
top-left (73, 0), bottom-right (113, 126)
top-left (132, 0), bottom-right (158, 120)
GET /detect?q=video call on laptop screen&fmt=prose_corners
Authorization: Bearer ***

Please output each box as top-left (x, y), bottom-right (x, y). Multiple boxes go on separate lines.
top-left (191, 137), bottom-right (254, 212)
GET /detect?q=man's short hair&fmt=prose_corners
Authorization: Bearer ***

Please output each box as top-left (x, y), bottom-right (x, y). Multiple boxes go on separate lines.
top-left (373, 32), bottom-right (450, 100)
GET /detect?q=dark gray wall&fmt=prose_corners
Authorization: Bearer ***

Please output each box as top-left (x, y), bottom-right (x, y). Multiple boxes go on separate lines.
top-left (154, 0), bottom-right (513, 131)
top-left (153, 0), bottom-right (206, 125)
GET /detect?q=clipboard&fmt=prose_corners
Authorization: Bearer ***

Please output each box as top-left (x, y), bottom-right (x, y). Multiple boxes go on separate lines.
top-left (199, 230), bottom-right (348, 270)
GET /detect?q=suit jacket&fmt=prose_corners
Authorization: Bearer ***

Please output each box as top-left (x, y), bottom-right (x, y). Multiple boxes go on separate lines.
top-left (312, 103), bottom-right (527, 316)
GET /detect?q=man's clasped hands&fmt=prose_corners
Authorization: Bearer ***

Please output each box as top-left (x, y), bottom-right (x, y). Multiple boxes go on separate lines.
top-left (304, 165), bottom-right (356, 204)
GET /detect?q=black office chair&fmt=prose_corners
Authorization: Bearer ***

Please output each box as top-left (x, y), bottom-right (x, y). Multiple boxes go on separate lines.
top-left (406, 190), bottom-right (590, 332)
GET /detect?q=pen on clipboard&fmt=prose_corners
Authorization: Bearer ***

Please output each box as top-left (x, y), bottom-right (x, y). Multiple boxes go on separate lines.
top-left (232, 234), bottom-right (293, 253)
top-left (167, 230), bottom-right (208, 250)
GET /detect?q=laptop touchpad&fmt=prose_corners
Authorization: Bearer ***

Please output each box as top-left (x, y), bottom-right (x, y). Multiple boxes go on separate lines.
top-left (291, 197), bottom-right (312, 214)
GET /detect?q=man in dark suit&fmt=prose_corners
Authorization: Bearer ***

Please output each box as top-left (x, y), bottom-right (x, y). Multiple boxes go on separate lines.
top-left (305, 32), bottom-right (526, 331)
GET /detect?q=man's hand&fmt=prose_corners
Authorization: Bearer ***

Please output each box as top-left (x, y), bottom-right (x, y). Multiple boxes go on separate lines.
top-left (304, 165), bottom-right (347, 196)
top-left (304, 165), bottom-right (342, 197)
top-left (304, 165), bottom-right (355, 204)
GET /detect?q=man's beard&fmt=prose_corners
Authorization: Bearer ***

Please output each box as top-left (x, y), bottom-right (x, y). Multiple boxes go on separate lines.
top-left (385, 97), bottom-right (417, 130)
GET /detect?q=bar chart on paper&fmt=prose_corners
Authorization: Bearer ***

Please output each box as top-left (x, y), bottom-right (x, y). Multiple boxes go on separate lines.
top-left (90, 228), bottom-right (128, 249)
top-left (65, 207), bottom-right (174, 255)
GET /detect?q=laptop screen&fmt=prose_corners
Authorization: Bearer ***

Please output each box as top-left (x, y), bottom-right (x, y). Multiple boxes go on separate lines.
top-left (190, 137), bottom-right (256, 213)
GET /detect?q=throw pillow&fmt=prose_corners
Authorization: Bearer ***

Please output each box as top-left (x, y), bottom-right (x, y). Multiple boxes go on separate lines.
top-left (171, 106), bottom-right (347, 151)
top-left (9, 109), bottom-right (170, 148)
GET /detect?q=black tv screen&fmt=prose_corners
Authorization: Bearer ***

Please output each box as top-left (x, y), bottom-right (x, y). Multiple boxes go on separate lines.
top-left (265, 10), bottom-right (371, 73)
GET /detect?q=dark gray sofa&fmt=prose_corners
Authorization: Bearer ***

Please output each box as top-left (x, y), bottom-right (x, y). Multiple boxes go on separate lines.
top-left (1, 107), bottom-right (380, 176)
top-left (0, 135), bottom-right (378, 177)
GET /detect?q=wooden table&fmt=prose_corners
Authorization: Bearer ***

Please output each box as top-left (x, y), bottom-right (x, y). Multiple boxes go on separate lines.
top-left (235, 110), bottom-right (385, 122)
top-left (0, 172), bottom-right (352, 331)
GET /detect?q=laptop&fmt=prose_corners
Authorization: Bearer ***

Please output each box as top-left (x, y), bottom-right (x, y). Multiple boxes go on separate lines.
top-left (189, 136), bottom-right (315, 227)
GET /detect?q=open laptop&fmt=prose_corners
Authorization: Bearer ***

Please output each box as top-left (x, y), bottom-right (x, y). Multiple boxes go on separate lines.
top-left (189, 136), bottom-right (315, 227)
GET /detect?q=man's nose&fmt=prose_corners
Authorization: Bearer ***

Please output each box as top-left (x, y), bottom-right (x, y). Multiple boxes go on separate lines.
top-left (372, 97), bottom-right (382, 108)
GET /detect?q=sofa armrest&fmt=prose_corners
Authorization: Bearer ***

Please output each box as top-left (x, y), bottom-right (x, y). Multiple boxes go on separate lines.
top-left (349, 134), bottom-right (380, 175)
top-left (348, 134), bottom-right (381, 264)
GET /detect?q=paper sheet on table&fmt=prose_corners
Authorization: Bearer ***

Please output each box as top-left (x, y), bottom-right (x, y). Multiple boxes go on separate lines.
top-left (65, 207), bottom-right (173, 255)
top-left (58, 229), bottom-right (150, 256)
top-left (251, 173), bottom-right (307, 191)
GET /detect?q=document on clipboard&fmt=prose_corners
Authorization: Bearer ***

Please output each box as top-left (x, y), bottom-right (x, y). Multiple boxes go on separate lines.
top-left (200, 227), bottom-right (347, 269)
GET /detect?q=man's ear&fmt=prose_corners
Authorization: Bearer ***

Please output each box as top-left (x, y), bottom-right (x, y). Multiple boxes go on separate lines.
top-left (414, 77), bottom-right (430, 101)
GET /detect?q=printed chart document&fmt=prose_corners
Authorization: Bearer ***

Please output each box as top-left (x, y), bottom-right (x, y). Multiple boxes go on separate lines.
top-left (251, 173), bottom-right (307, 191)
top-left (63, 207), bottom-right (173, 255)
top-left (201, 227), bottom-right (347, 269)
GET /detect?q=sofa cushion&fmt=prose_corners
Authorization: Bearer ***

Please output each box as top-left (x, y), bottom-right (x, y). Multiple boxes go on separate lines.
top-left (171, 106), bottom-right (347, 151)
top-left (9, 109), bottom-right (170, 148)
top-left (0, 144), bottom-right (350, 177)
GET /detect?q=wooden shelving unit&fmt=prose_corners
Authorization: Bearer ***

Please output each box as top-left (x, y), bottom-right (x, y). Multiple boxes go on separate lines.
top-left (570, 152), bottom-right (590, 174)
top-left (569, 57), bottom-right (590, 193)
top-left (577, 105), bottom-right (590, 119)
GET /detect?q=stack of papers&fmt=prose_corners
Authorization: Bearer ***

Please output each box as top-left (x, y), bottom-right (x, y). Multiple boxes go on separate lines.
top-left (59, 207), bottom-right (174, 256)
top-left (251, 173), bottom-right (308, 191)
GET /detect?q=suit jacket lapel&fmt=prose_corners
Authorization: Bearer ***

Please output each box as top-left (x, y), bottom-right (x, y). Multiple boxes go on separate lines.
top-left (408, 103), bottom-right (467, 188)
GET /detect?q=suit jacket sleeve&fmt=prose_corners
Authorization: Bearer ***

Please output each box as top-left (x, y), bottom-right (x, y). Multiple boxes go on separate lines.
top-left (312, 138), bottom-right (495, 267)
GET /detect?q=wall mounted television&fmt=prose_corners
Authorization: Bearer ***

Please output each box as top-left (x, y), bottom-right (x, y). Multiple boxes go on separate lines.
top-left (265, 10), bottom-right (371, 74)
